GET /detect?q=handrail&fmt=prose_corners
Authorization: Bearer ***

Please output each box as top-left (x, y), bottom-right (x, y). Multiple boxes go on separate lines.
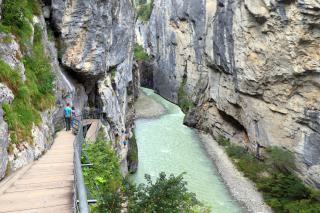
top-left (54, 109), bottom-right (102, 213)
top-left (73, 117), bottom-right (90, 213)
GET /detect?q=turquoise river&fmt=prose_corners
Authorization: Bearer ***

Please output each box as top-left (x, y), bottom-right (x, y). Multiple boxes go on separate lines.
top-left (132, 88), bottom-right (243, 212)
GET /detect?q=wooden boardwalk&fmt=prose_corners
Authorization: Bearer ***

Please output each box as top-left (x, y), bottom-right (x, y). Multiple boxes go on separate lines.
top-left (0, 131), bottom-right (75, 213)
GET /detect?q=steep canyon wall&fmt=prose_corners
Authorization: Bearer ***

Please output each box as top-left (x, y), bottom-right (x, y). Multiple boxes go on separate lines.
top-left (140, 0), bottom-right (320, 187)
top-left (0, 0), bottom-right (137, 178)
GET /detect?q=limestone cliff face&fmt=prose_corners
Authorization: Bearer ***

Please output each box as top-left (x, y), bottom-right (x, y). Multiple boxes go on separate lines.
top-left (50, 0), bottom-right (136, 174)
top-left (0, 5), bottom-right (85, 178)
top-left (144, 0), bottom-right (320, 187)
top-left (0, 0), bottom-right (136, 178)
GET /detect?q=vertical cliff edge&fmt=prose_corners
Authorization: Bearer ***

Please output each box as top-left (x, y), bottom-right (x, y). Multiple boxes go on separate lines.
top-left (138, 0), bottom-right (320, 188)
top-left (0, 0), bottom-right (137, 178)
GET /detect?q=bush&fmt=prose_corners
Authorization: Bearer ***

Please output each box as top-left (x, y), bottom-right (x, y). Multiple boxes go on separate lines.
top-left (217, 135), bottom-right (230, 146)
top-left (133, 43), bottom-right (150, 61)
top-left (226, 144), bottom-right (266, 182)
top-left (127, 131), bottom-right (138, 173)
top-left (136, 1), bottom-right (153, 22)
top-left (218, 135), bottom-right (320, 213)
top-left (178, 78), bottom-right (194, 112)
top-left (128, 172), bottom-right (209, 213)
top-left (82, 134), bottom-right (124, 213)
top-left (265, 147), bottom-right (296, 173)
top-left (84, 132), bottom-right (209, 213)
top-left (0, 60), bottom-right (22, 93)
top-left (1, 0), bottom-right (33, 46)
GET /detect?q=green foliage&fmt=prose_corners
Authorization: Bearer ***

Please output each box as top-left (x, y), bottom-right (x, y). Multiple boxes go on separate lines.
top-left (0, 60), bottom-right (22, 93)
top-left (265, 147), bottom-right (296, 173)
top-left (136, 1), bottom-right (153, 22)
top-left (283, 199), bottom-right (320, 213)
top-left (133, 43), bottom-right (150, 61)
top-left (82, 135), bottom-right (124, 213)
top-left (1, 0), bottom-right (34, 46)
top-left (128, 172), bottom-right (209, 213)
top-left (178, 78), bottom-right (194, 112)
top-left (135, 0), bottom-right (147, 5)
top-left (128, 131), bottom-right (138, 173)
top-left (217, 135), bottom-right (320, 212)
top-left (1, 24), bottom-right (54, 143)
top-left (226, 144), bottom-right (266, 182)
top-left (217, 135), bottom-right (231, 146)
top-left (110, 68), bottom-right (116, 80)
top-left (83, 133), bottom-right (209, 212)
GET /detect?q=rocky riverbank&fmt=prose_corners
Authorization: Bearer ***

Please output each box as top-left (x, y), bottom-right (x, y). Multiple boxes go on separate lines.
top-left (134, 89), bottom-right (166, 119)
top-left (199, 133), bottom-right (272, 213)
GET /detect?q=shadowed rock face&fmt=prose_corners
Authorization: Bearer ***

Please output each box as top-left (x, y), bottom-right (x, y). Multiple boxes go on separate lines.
top-left (51, 0), bottom-right (136, 175)
top-left (0, 0), bottom-right (136, 177)
top-left (144, 0), bottom-right (320, 187)
top-left (51, 0), bottom-right (135, 130)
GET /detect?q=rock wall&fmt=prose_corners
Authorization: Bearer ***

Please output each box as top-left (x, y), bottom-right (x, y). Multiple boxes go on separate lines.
top-left (145, 0), bottom-right (320, 187)
top-left (0, 3), bottom-right (85, 178)
top-left (50, 0), bottom-right (136, 175)
top-left (1, 0), bottom-right (136, 178)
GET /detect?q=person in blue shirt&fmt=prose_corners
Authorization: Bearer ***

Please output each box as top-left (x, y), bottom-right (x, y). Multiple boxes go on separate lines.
top-left (64, 103), bottom-right (72, 131)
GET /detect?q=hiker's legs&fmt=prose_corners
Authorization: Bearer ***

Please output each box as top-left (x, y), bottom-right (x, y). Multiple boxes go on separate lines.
top-left (65, 117), bottom-right (71, 130)
top-left (68, 118), bottom-right (71, 130)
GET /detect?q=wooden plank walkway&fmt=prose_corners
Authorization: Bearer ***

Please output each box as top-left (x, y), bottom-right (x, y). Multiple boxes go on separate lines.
top-left (83, 119), bottom-right (101, 142)
top-left (0, 131), bottom-right (75, 213)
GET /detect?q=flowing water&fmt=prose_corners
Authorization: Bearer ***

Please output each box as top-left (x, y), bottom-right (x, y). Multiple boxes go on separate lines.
top-left (132, 88), bottom-right (242, 212)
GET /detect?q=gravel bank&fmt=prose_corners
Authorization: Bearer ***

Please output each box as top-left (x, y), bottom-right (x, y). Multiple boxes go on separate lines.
top-left (134, 89), bottom-right (166, 119)
top-left (198, 132), bottom-right (273, 213)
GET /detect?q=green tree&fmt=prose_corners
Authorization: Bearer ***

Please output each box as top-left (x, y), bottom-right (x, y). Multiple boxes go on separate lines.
top-left (128, 172), bottom-right (209, 213)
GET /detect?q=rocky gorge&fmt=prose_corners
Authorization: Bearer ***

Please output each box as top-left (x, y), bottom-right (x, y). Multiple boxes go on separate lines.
top-left (0, 0), bottom-right (138, 179)
top-left (0, 0), bottom-right (319, 212)
top-left (136, 0), bottom-right (320, 189)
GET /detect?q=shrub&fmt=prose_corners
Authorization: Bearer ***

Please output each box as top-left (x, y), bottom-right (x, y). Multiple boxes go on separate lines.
top-left (0, 60), bottom-right (22, 93)
top-left (218, 135), bottom-right (320, 213)
top-left (217, 135), bottom-right (230, 146)
top-left (136, 1), bottom-right (153, 22)
top-left (265, 147), bottom-right (296, 173)
top-left (82, 134), bottom-right (124, 213)
top-left (1, 0), bottom-right (33, 46)
top-left (128, 172), bottom-right (209, 213)
top-left (133, 43), bottom-right (150, 61)
top-left (127, 131), bottom-right (138, 173)
top-left (178, 79), bottom-right (194, 112)
top-left (226, 144), bottom-right (266, 182)
top-left (84, 132), bottom-right (209, 212)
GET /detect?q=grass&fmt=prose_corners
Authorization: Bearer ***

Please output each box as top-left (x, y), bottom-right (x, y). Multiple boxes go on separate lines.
top-left (217, 135), bottom-right (320, 212)
top-left (1, 23), bottom-right (55, 144)
top-left (135, 0), bottom-right (153, 22)
top-left (0, 60), bottom-right (22, 93)
top-left (133, 43), bottom-right (150, 61)
top-left (178, 77), bottom-right (194, 112)
top-left (1, 0), bottom-right (34, 49)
